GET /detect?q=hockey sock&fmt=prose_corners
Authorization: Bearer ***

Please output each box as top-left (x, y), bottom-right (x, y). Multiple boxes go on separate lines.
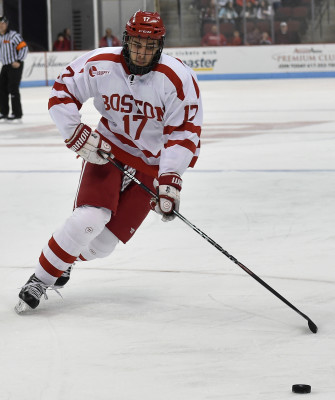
top-left (35, 206), bottom-right (111, 284)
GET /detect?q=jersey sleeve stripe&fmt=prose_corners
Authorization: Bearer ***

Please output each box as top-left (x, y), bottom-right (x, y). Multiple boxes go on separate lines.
top-left (191, 76), bottom-right (200, 98)
top-left (48, 96), bottom-right (82, 110)
top-left (86, 53), bottom-right (122, 64)
top-left (163, 121), bottom-right (201, 136)
top-left (165, 138), bottom-right (197, 153)
top-left (189, 155), bottom-right (198, 168)
top-left (51, 81), bottom-right (82, 109)
top-left (153, 64), bottom-right (185, 100)
top-left (189, 142), bottom-right (201, 168)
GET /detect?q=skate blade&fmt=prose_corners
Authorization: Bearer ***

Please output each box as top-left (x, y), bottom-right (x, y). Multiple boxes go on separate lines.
top-left (14, 299), bottom-right (34, 314)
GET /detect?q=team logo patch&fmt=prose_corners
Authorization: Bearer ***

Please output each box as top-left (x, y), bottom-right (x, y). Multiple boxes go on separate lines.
top-left (89, 65), bottom-right (111, 77)
top-left (162, 200), bottom-right (171, 211)
top-left (102, 142), bottom-right (111, 151)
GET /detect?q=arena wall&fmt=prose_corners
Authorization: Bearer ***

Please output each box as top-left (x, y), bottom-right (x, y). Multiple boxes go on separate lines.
top-left (17, 43), bottom-right (335, 87)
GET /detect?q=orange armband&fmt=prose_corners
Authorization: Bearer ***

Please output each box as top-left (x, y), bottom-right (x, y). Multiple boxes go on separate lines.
top-left (16, 41), bottom-right (27, 51)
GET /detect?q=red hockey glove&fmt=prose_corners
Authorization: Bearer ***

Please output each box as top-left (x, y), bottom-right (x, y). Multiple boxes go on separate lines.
top-left (150, 173), bottom-right (182, 222)
top-left (65, 123), bottom-right (113, 165)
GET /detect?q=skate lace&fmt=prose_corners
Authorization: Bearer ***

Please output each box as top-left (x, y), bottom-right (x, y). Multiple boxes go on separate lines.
top-left (60, 265), bottom-right (72, 278)
top-left (21, 279), bottom-right (63, 300)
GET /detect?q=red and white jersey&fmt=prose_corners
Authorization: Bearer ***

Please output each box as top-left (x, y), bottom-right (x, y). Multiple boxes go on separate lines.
top-left (48, 47), bottom-right (202, 178)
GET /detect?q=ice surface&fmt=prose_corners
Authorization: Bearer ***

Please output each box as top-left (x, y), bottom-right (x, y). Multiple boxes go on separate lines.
top-left (0, 78), bottom-right (334, 399)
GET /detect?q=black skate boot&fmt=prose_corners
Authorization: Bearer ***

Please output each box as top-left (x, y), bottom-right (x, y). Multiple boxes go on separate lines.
top-left (54, 265), bottom-right (73, 287)
top-left (15, 274), bottom-right (48, 314)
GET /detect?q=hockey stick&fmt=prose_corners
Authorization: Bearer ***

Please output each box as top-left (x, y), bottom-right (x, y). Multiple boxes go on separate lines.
top-left (100, 152), bottom-right (318, 334)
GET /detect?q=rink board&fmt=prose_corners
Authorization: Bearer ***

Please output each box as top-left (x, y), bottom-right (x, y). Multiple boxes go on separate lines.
top-left (10, 43), bottom-right (335, 87)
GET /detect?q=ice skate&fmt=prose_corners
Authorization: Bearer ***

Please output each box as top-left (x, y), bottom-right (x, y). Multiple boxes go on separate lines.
top-left (15, 274), bottom-right (49, 314)
top-left (54, 265), bottom-right (73, 287)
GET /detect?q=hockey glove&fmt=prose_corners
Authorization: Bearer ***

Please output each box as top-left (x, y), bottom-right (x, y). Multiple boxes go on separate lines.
top-left (65, 123), bottom-right (112, 165)
top-left (151, 173), bottom-right (182, 222)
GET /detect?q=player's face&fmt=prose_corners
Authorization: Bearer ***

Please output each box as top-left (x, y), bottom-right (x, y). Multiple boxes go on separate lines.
top-left (128, 37), bottom-right (159, 67)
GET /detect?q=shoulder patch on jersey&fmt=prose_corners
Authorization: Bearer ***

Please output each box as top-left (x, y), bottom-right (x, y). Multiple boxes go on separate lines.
top-left (88, 65), bottom-right (111, 77)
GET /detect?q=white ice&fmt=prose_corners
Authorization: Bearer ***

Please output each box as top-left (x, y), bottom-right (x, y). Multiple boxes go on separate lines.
top-left (0, 78), bottom-right (334, 399)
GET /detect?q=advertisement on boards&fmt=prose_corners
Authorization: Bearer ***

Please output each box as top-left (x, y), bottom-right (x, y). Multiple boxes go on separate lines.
top-left (17, 44), bottom-right (335, 87)
top-left (165, 44), bottom-right (335, 79)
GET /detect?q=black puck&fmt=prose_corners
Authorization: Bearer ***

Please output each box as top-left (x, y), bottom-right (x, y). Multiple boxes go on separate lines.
top-left (292, 384), bottom-right (311, 394)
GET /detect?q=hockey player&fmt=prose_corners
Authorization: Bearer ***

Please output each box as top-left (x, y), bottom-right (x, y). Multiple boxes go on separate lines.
top-left (15, 10), bottom-right (203, 313)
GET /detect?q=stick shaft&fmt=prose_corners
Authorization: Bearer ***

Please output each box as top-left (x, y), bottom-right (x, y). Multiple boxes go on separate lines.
top-left (102, 153), bottom-right (318, 333)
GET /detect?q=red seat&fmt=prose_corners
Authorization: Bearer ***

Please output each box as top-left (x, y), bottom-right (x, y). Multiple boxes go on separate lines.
top-left (275, 6), bottom-right (292, 20)
top-left (299, 0), bottom-right (312, 5)
top-left (288, 20), bottom-right (301, 33)
top-left (202, 22), bottom-right (215, 35)
top-left (291, 6), bottom-right (308, 32)
top-left (243, 21), bottom-right (256, 34)
top-left (256, 20), bottom-right (271, 34)
top-left (274, 21), bottom-right (281, 32)
top-left (298, 0), bottom-right (312, 18)
top-left (292, 6), bottom-right (308, 19)
top-left (220, 22), bottom-right (235, 37)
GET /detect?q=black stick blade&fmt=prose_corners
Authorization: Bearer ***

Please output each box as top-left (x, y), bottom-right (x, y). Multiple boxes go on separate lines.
top-left (308, 320), bottom-right (318, 334)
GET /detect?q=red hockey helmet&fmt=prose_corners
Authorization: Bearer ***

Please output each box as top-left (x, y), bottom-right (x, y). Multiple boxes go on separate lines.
top-left (125, 10), bottom-right (166, 40)
top-left (122, 10), bottom-right (166, 75)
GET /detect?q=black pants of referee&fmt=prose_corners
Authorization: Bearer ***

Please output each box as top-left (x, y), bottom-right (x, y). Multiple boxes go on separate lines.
top-left (0, 62), bottom-right (24, 118)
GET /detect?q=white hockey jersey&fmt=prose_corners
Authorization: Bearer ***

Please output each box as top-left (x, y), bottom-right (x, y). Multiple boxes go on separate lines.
top-left (49, 47), bottom-right (202, 178)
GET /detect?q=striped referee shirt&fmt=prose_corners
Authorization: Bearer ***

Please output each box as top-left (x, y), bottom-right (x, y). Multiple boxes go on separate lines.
top-left (0, 29), bottom-right (28, 65)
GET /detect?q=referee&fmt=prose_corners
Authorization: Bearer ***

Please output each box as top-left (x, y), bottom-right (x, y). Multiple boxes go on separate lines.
top-left (0, 15), bottom-right (28, 120)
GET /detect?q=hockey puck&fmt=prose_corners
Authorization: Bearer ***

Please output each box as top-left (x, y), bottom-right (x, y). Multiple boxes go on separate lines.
top-left (292, 384), bottom-right (311, 394)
